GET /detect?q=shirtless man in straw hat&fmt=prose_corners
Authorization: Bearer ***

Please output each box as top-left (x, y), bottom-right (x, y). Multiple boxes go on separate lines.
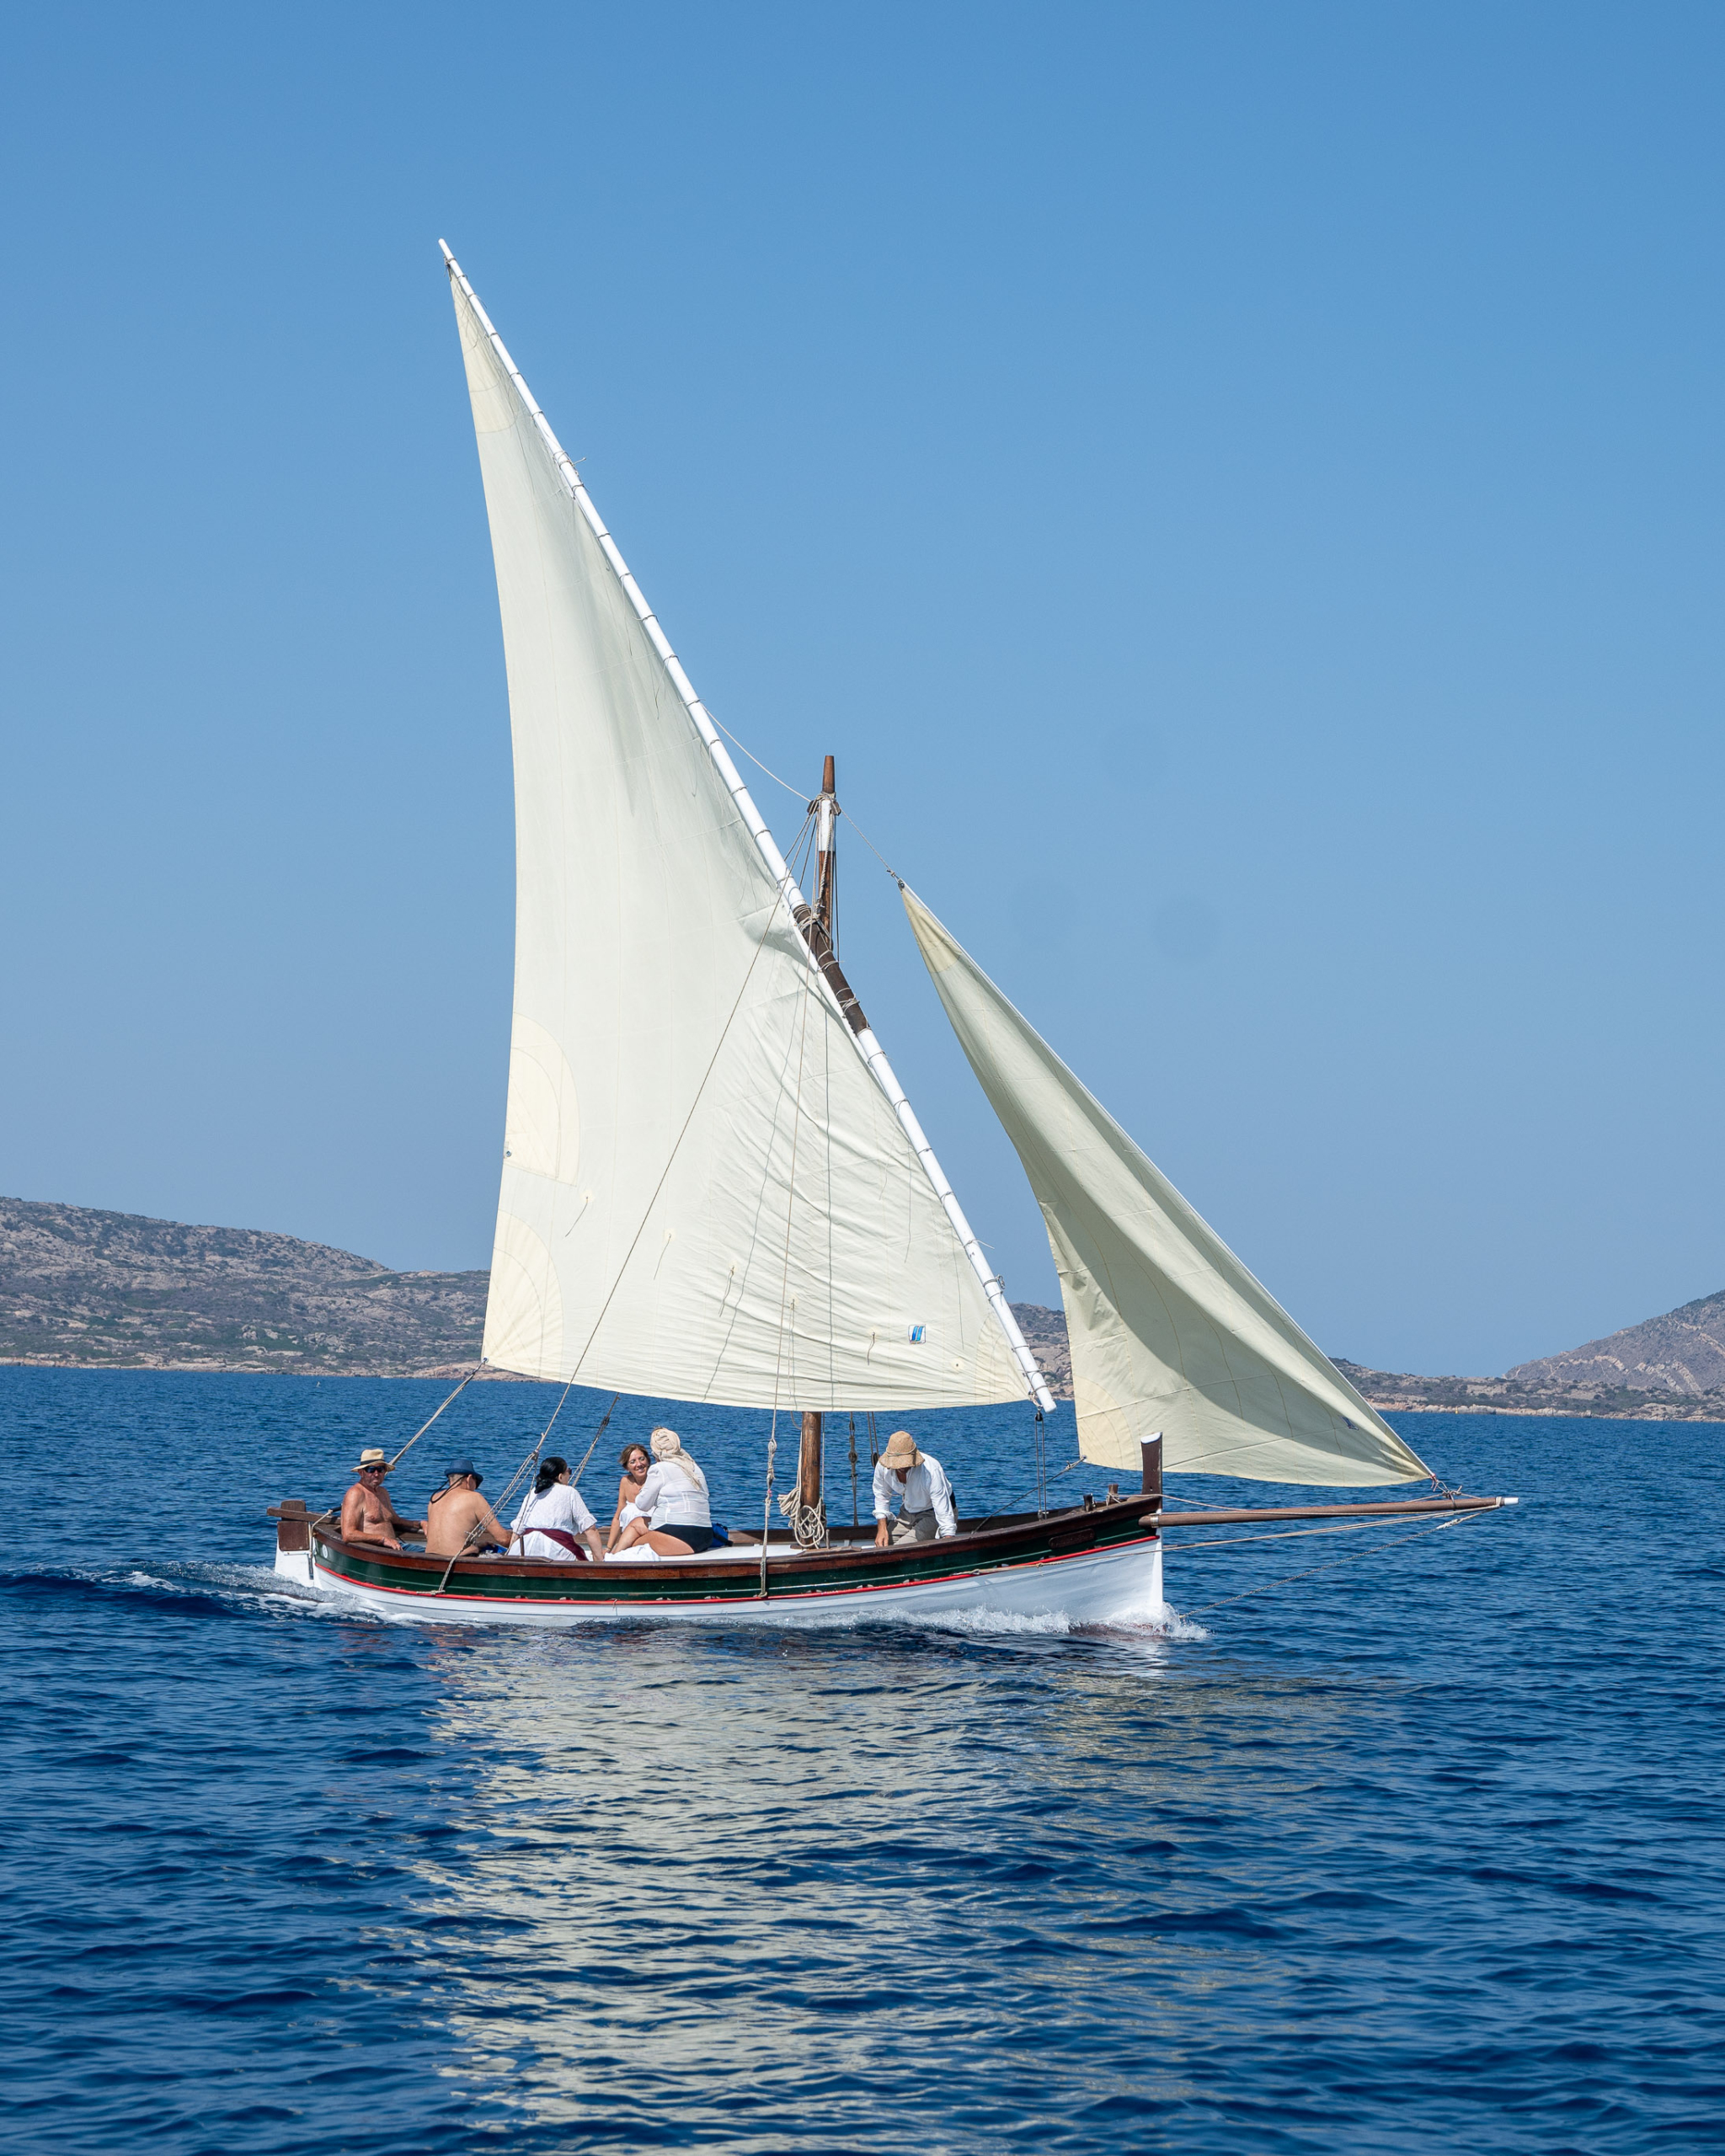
top-left (873, 1429), bottom-right (958, 1547)
top-left (339, 1449), bottom-right (423, 1550)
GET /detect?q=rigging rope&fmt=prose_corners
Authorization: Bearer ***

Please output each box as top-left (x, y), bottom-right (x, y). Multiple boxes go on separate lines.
top-left (829, 798), bottom-right (900, 885)
top-left (434, 1385), bottom-right (616, 1593)
top-left (558, 807), bottom-right (816, 1391)
top-left (758, 1423), bottom-right (777, 1599)
top-left (971, 1456), bottom-right (1085, 1532)
top-left (567, 1394), bottom-right (621, 1491)
top-left (1174, 1511), bottom-right (1487, 1620)
top-left (767, 947), bottom-right (829, 1553)
top-left (387, 1368), bottom-right (479, 1471)
top-left (708, 711), bottom-right (807, 802)
top-left (1167, 1518), bottom-right (1449, 1555)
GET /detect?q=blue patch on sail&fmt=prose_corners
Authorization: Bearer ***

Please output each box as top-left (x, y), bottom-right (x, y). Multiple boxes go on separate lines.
top-left (909, 1325), bottom-right (926, 1344)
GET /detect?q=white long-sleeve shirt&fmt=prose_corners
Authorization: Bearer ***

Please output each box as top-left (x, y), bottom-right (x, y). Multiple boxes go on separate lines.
top-left (873, 1454), bottom-right (957, 1538)
top-left (512, 1482), bottom-right (597, 1561)
top-left (624, 1459), bottom-right (711, 1531)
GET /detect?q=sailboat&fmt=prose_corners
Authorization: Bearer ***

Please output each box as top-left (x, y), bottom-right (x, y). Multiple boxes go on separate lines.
top-left (268, 248), bottom-right (1513, 1625)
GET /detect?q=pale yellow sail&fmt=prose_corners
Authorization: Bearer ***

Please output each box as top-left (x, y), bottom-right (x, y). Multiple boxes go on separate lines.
top-left (903, 889), bottom-right (1430, 1485)
top-left (449, 273), bottom-right (1022, 1412)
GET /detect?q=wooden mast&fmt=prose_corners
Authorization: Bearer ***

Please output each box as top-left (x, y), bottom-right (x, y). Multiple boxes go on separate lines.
top-left (814, 752), bottom-right (836, 932)
top-left (796, 755), bottom-right (839, 1525)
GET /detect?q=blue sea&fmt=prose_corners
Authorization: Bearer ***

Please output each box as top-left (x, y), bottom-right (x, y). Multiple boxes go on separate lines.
top-left (2, 1369), bottom-right (1719, 2153)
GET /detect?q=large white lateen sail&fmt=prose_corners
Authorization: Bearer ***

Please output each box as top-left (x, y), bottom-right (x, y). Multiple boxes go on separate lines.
top-left (446, 258), bottom-right (1033, 1412)
top-left (903, 889), bottom-right (1430, 1485)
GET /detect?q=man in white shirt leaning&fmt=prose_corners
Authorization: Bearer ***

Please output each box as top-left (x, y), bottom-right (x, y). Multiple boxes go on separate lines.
top-left (873, 1429), bottom-right (958, 1546)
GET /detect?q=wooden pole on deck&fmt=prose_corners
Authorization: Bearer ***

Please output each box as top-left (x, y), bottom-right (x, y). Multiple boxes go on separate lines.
top-left (1140, 1434), bottom-right (1163, 1511)
top-left (798, 1410), bottom-right (824, 1518)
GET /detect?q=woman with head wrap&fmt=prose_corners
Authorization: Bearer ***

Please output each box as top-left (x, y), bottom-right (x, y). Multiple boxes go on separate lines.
top-left (611, 1428), bottom-right (716, 1556)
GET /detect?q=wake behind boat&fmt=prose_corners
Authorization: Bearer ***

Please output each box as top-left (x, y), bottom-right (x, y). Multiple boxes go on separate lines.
top-left (268, 247), bottom-right (1514, 1625)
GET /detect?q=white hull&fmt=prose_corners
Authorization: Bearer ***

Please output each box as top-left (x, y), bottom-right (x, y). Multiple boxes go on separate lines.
top-left (279, 1536), bottom-right (1167, 1630)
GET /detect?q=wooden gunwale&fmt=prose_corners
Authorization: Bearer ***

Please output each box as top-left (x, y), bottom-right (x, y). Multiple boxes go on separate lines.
top-left (301, 1492), bottom-right (1505, 1607)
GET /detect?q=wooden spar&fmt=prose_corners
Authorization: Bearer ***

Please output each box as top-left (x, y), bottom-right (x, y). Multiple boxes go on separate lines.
top-left (1153, 1493), bottom-right (1514, 1530)
top-left (792, 750), bottom-right (862, 1028)
top-left (797, 1410), bottom-right (823, 1519)
top-left (439, 240), bottom-right (1053, 1417)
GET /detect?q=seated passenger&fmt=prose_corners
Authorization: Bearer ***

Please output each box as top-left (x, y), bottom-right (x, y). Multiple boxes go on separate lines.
top-left (340, 1448), bottom-right (424, 1550)
top-left (612, 1428), bottom-right (714, 1556)
top-left (424, 1460), bottom-right (511, 1558)
top-left (605, 1441), bottom-right (652, 1554)
top-left (512, 1454), bottom-right (605, 1562)
top-left (873, 1429), bottom-right (958, 1545)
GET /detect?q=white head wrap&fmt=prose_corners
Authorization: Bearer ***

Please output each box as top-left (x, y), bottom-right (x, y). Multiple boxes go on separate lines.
top-left (649, 1425), bottom-right (708, 1494)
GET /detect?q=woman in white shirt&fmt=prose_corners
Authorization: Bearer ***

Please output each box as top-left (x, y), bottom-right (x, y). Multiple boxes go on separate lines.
top-left (611, 1428), bottom-right (715, 1556)
top-left (511, 1455), bottom-right (606, 1562)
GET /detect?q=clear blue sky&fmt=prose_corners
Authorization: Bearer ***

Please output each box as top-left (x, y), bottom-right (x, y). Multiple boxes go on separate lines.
top-left (3, 3), bottom-right (1722, 1377)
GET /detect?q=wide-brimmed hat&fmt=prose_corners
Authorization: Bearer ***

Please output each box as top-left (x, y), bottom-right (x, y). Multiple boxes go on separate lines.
top-left (355, 1448), bottom-right (389, 1472)
top-left (883, 1429), bottom-right (921, 1470)
top-left (442, 1457), bottom-right (482, 1486)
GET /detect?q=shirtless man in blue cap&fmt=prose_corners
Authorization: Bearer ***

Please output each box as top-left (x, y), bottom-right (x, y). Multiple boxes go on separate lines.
top-left (424, 1460), bottom-right (512, 1558)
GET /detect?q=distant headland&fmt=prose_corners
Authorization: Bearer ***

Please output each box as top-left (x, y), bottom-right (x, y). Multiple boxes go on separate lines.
top-left (3, 1196), bottom-right (1722, 1422)
top-left (0, 1197), bottom-right (488, 1379)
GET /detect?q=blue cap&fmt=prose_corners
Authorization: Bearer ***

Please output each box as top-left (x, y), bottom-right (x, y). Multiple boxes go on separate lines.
top-left (442, 1458), bottom-right (482, 1486)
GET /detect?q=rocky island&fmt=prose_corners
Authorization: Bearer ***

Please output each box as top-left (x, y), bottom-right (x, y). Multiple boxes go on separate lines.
top-left (3, 1195), bottom-right (1722, 1420)
top-left (0, 1198), bottom-right (486, 1376)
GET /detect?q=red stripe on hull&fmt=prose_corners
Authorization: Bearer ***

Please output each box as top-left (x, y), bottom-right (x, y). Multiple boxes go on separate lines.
top-left (312, 1534), bottom-right (1156, 1611)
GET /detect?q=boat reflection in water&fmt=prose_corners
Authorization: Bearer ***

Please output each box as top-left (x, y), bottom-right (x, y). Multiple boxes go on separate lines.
top-left (396, 1617), bottom-right (1366, 2141)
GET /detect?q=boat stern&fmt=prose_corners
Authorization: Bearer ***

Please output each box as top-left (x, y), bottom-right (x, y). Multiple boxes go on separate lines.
top-left (268, 1499), bottom-right (319, 1587)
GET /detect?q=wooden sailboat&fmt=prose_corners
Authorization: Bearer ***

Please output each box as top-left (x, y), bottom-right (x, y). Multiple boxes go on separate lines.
top-left (269, 248), bottom-right (1513, 1625)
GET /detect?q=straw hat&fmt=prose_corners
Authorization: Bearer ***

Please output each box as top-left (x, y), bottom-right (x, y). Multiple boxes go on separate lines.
top-left (355, 1448), bottom-right (389, 1473)
top-left (883, 1429), bottom-right (921, 1470)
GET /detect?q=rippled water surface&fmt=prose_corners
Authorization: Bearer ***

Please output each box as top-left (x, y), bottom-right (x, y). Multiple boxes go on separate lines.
top-left (3, 1369), bottom-right (1721, 2153)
